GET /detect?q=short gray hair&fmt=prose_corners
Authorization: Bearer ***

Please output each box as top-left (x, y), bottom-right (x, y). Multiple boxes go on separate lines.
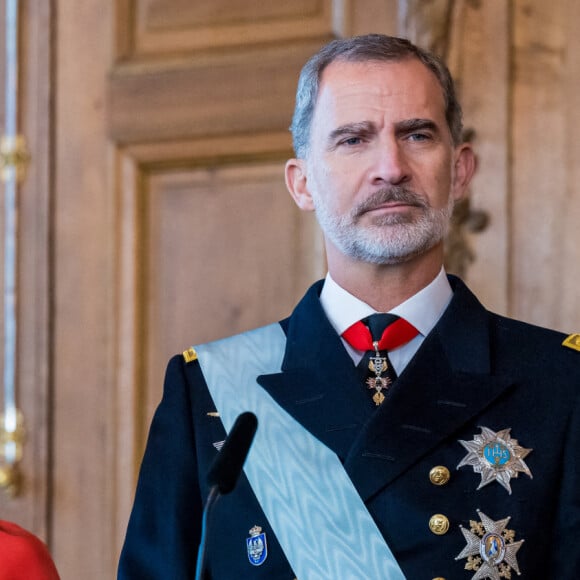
top-left (290, 34), bottom-right (464, 158)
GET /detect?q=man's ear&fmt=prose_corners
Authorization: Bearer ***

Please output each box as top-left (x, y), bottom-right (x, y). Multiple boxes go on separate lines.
top-left (285, 158), bottom-right (315, 211)
top-left (451, 143), bottom-right (477, 202)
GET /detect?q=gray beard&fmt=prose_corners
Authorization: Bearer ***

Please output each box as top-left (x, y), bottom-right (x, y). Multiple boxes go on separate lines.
top-left (314, 186), bottom-right (454, 265)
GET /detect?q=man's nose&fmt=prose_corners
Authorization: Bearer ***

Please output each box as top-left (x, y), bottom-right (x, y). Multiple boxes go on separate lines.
top-left (368, 139), bottom-right (411, 185)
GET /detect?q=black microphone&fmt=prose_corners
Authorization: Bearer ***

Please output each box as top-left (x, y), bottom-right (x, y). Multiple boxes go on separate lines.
top-left (195, 412), bottom-right (258, 580)
top-left (206, 411), bottom-right (258, 494)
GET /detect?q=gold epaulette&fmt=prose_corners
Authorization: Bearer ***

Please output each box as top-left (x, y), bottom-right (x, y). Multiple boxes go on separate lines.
top-left (182, 347), bottom-right (198, 363)
top-left (562, 333), bottom-right (580, 352)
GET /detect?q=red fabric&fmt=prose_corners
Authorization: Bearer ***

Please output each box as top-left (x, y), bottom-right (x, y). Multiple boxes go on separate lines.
top-left (0, 520), bottom-right (60, 580)
top-left (342, 317), bottom-right (419, 351)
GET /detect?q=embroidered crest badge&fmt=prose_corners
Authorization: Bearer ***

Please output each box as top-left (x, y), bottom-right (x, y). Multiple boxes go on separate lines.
top-left (457, 427), bottom-right (533, 494)
top-left (456, 510), bottom-right (525, 579)
top-left (246, 525), bottom-right (267, 566)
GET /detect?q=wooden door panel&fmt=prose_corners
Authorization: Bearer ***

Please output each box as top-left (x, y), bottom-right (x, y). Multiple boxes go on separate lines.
top-left (510, 0), bottom-right (580, 329)
top-left (126, 0), bottom-right (333, 55)
top-left (108, 41), bottom-right (323, 145)
top-left (144, 161), bottom-right (322, 430)
top-left (113, 135), bottom-right (324, 549)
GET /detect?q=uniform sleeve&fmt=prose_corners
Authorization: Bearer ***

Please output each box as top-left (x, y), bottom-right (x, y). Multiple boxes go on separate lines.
top-left (118, 355), bottom-right (202, 580)
top-left (550, 384), bottom-right (580, 575)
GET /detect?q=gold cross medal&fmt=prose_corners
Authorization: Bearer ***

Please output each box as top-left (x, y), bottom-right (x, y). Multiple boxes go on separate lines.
top-left (366, 351), bottom-right (391, 405)
top-left (456, 510), bottom-right (524, 579)
top-left (457, 427), bottom-right (533, 494)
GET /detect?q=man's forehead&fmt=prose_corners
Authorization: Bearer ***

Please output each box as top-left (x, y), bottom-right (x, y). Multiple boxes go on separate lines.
top-left (321, 56), bottom-right (417, 77)
top-left (319, 57), bottom-right (443, 97)
top-left (313, 58), bottom-right (447, 125)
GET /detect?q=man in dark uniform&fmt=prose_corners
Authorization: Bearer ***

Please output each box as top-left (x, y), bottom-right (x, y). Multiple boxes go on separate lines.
top-left (119, 34), bottom-right (580, 579)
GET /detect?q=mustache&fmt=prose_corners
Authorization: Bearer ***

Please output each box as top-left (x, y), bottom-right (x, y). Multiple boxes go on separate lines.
top-left (354, 187), bottom-right (428, 217)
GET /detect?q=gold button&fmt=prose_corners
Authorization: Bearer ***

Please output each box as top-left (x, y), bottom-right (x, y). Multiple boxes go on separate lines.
top-left (429, 465), bottom-right (451, 485)
top-left (432, 577), bottom-right (446, 580)
top-left (429, 514), bottom-right (450, 535)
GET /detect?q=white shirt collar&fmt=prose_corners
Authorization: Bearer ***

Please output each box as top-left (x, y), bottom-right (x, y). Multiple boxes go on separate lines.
top-left (319, 267), bottom-right (452, 338)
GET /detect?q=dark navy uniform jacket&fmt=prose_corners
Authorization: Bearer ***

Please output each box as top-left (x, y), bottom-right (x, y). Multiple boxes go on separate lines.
top-left (118, 276), bottom-right (580, 579)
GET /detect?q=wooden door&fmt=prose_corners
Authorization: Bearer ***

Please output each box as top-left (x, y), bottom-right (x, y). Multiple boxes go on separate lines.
top-left (50, 1), bottom-right (398, 578)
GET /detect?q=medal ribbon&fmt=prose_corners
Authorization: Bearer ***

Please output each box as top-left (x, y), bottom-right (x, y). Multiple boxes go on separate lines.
top-left (194, 324), bottom-right (407, 580)
top-left (342, 317), bottom-right (419, 351)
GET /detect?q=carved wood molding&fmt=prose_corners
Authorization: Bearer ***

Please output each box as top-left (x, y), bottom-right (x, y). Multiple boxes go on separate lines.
top-left (399, 0), bottom-right (490, 277)
top-left (116, 0), bottom-right (333, 59)
top-left (107, 41), bottom-right (323, 145)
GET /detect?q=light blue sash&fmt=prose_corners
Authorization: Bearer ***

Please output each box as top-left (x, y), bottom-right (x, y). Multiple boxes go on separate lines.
top-left (194, 323), bottom-right (406, 580)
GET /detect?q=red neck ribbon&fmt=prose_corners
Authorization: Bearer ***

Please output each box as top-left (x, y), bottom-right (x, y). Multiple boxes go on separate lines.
top-left (342, 318), bottom-right (419, 351)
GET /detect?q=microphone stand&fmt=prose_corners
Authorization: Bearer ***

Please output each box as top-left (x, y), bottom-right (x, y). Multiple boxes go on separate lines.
top-left (194, 412), bottom-right (258, 580)
top-left (194, 485), bottom-right (220, 580)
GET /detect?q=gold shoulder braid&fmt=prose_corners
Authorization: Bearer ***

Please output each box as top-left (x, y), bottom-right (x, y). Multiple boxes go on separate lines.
top-left (182, 347), bottom-right (198, 363)
top-left (562, 333), bottom-right (580, 352)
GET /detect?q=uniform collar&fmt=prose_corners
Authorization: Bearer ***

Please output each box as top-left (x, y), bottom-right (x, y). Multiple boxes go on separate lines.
top-left (319, 267), bottom-right (452, 338)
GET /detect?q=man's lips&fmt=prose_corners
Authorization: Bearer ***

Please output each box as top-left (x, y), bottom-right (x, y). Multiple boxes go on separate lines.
top-left (364, 201), bottom-right (420, 212)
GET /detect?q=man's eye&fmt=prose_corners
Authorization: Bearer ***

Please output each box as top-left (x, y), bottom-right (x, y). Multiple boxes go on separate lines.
top-left (408, 133), bottom-right (431, 142)
top-left (341, 137), bottom-right (362, 146)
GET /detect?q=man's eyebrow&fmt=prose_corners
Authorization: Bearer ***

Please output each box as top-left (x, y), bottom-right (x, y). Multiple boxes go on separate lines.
top-left (328, 121), bottom-right (376, 144)
top-left (395, 118), bottom-right (440, 135)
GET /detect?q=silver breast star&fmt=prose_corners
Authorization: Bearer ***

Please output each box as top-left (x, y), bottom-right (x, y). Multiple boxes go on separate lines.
top-left (457, 427), bottom-right (532, 494)
top-left (456, 510), bottom-right (524, 580)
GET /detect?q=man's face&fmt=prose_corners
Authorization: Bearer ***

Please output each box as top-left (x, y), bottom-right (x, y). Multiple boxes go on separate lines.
top-left (287, 58), bottom-right (474, 265)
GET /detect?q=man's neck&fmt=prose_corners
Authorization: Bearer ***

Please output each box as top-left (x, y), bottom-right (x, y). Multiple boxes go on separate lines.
top-left (326, 246), bottom-right (444, 312)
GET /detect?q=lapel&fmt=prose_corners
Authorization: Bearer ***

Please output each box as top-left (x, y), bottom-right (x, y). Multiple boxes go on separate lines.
top-left (257, 282), bottom-right (376, 461)
top-left (344, 277), bottom-right (513, 500)
top-left (258, 277), bottom-right (514, 501)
